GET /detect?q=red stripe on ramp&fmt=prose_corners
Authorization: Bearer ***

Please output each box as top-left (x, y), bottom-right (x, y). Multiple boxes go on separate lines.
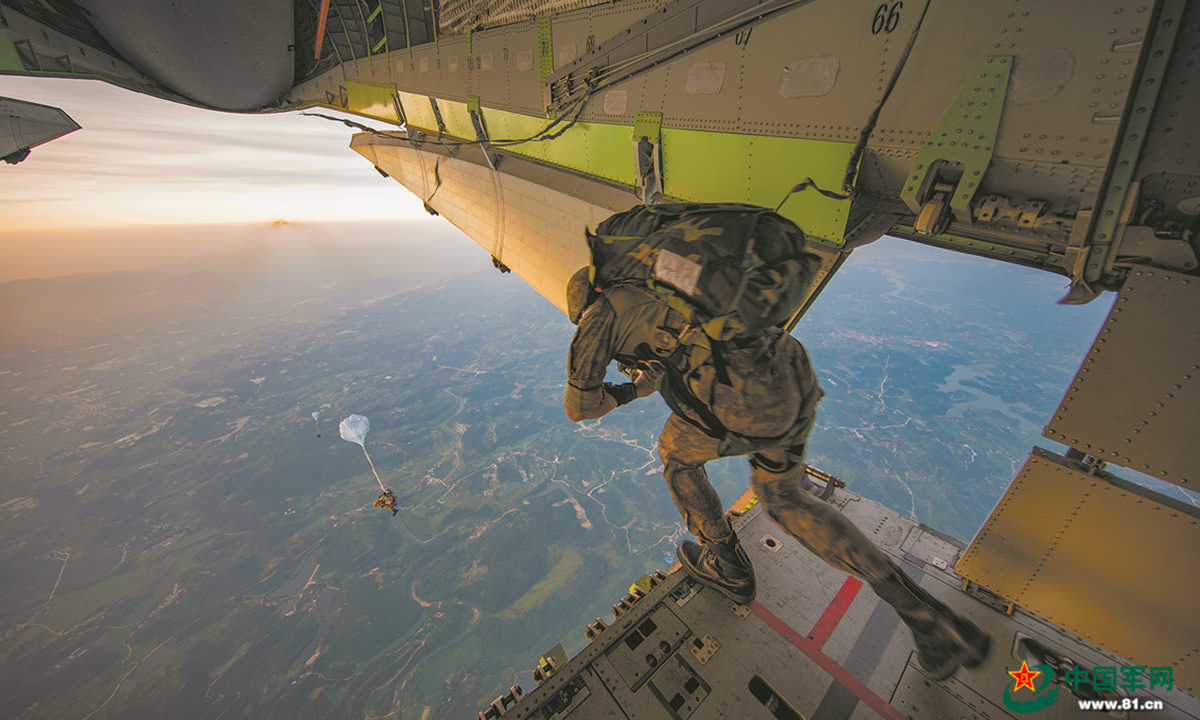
top-left (808, 576), bottom-right (863, 650)
top-left (751, 601), bottom-right (908, 720)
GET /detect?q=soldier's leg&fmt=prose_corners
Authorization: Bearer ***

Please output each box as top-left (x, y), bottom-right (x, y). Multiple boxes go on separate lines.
top-left (750, 450), bottom-right (990, 680)
top-left (658, 413), bottom-right (729, 543)
top-left (659, 414), bottom-right (755, 603)
top-left (749, 449), bottom-right (896, 582)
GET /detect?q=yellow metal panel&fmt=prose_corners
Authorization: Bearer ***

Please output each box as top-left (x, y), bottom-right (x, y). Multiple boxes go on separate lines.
top-left (482, 108), bottom-right (636, 187)
top-left (436, 98), bottom-right (477, 141)
top-left (397, 91), bottom-right (440, 134)
top-left (386, 108), bottom-right (851, 244)
top-left (661, 128), bottom-right (853, 244)
top-left (345, 81), bottom-right (401, 124)
top-left (1045, 267), bottom-right (1200, 488)
top-left (959, 447), bottom-right (1200, 692)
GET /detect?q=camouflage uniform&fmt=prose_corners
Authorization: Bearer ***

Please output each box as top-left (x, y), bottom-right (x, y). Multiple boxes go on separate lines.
top-left (565, 262), bottom-right (990, 680)
top-left (565, 284), bottom-right (900, 586)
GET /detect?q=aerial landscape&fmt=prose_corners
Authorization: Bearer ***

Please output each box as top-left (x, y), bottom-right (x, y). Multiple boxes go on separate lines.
top-left (3, 0), bottom-right (1197, 714)
top-left (1, 217), bottom-right (1159, 719)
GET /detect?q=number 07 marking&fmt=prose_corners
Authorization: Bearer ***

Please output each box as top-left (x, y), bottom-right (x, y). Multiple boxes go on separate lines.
top-left (872, 2), bottom-right (903, 34)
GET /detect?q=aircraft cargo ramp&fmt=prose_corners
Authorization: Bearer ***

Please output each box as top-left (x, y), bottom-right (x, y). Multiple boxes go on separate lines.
top-left (489, 464), bottom-right (1200, 720)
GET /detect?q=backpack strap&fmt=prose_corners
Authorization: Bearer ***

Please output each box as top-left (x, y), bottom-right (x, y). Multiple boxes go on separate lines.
top-left (654, 354), bottom-right (730, 441)
top-left (708, 339), bottom-right (732, 387)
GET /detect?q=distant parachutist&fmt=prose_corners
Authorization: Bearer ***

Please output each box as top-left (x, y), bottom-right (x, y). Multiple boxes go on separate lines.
top-left (312, 410), bottom-right (321, 438)
top-left (340, 414), bottom-right (397, 518)
top-left (374, 489), bottom-right (398, 516)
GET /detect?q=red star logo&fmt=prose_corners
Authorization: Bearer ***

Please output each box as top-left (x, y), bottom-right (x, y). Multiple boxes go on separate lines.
top-left (1008, 660), bottom-right (1041, 692)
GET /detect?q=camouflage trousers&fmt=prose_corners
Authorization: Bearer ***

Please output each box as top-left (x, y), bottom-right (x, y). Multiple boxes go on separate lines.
top-left (657, 333), bottom-right (898, 586)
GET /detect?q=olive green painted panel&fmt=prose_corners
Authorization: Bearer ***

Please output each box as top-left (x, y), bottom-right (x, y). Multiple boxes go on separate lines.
top-left (436, 98), bottom-right (476, 141)
top-left (397, 90), bottom-right (439, 134)
top-left (345, 81), bottom-right (401, 125)
top-left (898, 55), bottom-right (1011, 217)
top-left (0, 29), bottom-right (23, 72)
top-left (661, 128), bottom-right (853, 245)
top-left (482, 108), bottom-right (636, 187)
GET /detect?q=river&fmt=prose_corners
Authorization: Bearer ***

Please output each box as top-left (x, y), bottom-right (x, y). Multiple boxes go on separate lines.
top-left (936, 365), bottom-right (1042, 433)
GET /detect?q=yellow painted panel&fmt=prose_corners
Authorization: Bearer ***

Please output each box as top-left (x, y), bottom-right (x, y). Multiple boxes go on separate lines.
top-left (482, 109), bottom-right (636, 187)
top-left (436, 99), bottom-right (477, 141)
top-left (959, 448), bottom-right (1200, 692)
top-left (661, 129), bottom-right (853, 244)
top-left (345, 81), bottom-right (400, 124)
top-left (397, 91), bottom-right (439, 134)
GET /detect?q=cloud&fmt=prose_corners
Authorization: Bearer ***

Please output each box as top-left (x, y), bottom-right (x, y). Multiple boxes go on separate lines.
top-left (0, 76), bottom-right (426, 229)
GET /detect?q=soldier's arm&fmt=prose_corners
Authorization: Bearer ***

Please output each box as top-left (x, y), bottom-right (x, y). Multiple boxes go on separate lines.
top-left (569, 390), bottom-right (620, 422)
top-left (564, 301), bottom-right (619, 422)
top-left (572, 377), bottom-right (652, 420)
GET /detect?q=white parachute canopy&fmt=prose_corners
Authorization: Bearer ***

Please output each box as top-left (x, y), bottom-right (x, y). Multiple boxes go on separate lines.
top-left (339, 414), bottom-right (368, 445)
top-left (312, 410), bottom-right (320, 421)
top-left (339, 414), bottom-right (385, 491)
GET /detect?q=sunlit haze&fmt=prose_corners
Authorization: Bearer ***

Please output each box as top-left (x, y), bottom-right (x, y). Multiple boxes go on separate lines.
top-left (0, 76), bottom-right (427, 231)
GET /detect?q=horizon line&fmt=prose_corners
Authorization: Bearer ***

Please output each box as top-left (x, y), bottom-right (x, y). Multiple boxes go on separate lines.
top-left (0, 216), bottom-right (439, 235)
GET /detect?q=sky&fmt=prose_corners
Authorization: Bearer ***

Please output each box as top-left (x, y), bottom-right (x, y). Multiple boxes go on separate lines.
top-left (0, 75), bottom-right (428, 231)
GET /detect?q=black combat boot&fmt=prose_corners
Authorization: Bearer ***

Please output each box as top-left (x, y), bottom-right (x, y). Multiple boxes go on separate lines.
top-left (678, 535), bottom-right (756, 604)
top-left (871, 568), bottom-right (991, 680)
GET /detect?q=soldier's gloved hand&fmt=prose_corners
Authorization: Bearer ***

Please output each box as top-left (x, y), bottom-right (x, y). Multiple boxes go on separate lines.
top-left (603, 382), bottom-right (639, 406)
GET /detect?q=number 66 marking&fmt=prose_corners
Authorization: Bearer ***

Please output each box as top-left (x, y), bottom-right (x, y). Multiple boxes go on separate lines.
top-left (872, 1), bottom-right (903, 34)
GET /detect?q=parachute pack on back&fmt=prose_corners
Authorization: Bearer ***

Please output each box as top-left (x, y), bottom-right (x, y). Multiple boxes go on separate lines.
top-left (587, 203), bottom-right (821, 342)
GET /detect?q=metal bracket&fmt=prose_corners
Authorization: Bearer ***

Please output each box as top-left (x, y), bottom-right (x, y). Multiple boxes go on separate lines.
top-left (391, 92), bottom-right (407, 127)
top-left (803, 464), bottom-right (845, 501)
top-left (427, 96), bottom-right (447, 137)
top-left (975, 194), bottom-right (1071, 232)
top-left (1086, 0), bottom-right (1186, 283)
top-left (467, 95), bottom-right (500, 169)
top-left (533, 643), bottom-right (568, 684)
top-left (690, 634), bottom-right (720, 664)
top-left (477, 685), bottom-right (524, 719)
top-left (1112, 225), bottom-right (1198, 271)
top-left (537, 17), bottom-right (554, 114)
top-left (901, 56), bottom-right (1012, 235)
top-left (633, 111), bottom-right (663, 204)
top-left (584, 617), bottom-right (608, 641)
top-left (11, 38), bottom-right (38, 70)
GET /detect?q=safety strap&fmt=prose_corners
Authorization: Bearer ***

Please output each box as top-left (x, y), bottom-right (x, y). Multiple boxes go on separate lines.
top-left (774, 177), bottom-right (850, 212)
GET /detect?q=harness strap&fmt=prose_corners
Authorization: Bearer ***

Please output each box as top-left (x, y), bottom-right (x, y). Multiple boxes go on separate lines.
top-left (709, 339), bottom-right (732, 387)
top-left (656, 356), bottom-right (730, 440)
